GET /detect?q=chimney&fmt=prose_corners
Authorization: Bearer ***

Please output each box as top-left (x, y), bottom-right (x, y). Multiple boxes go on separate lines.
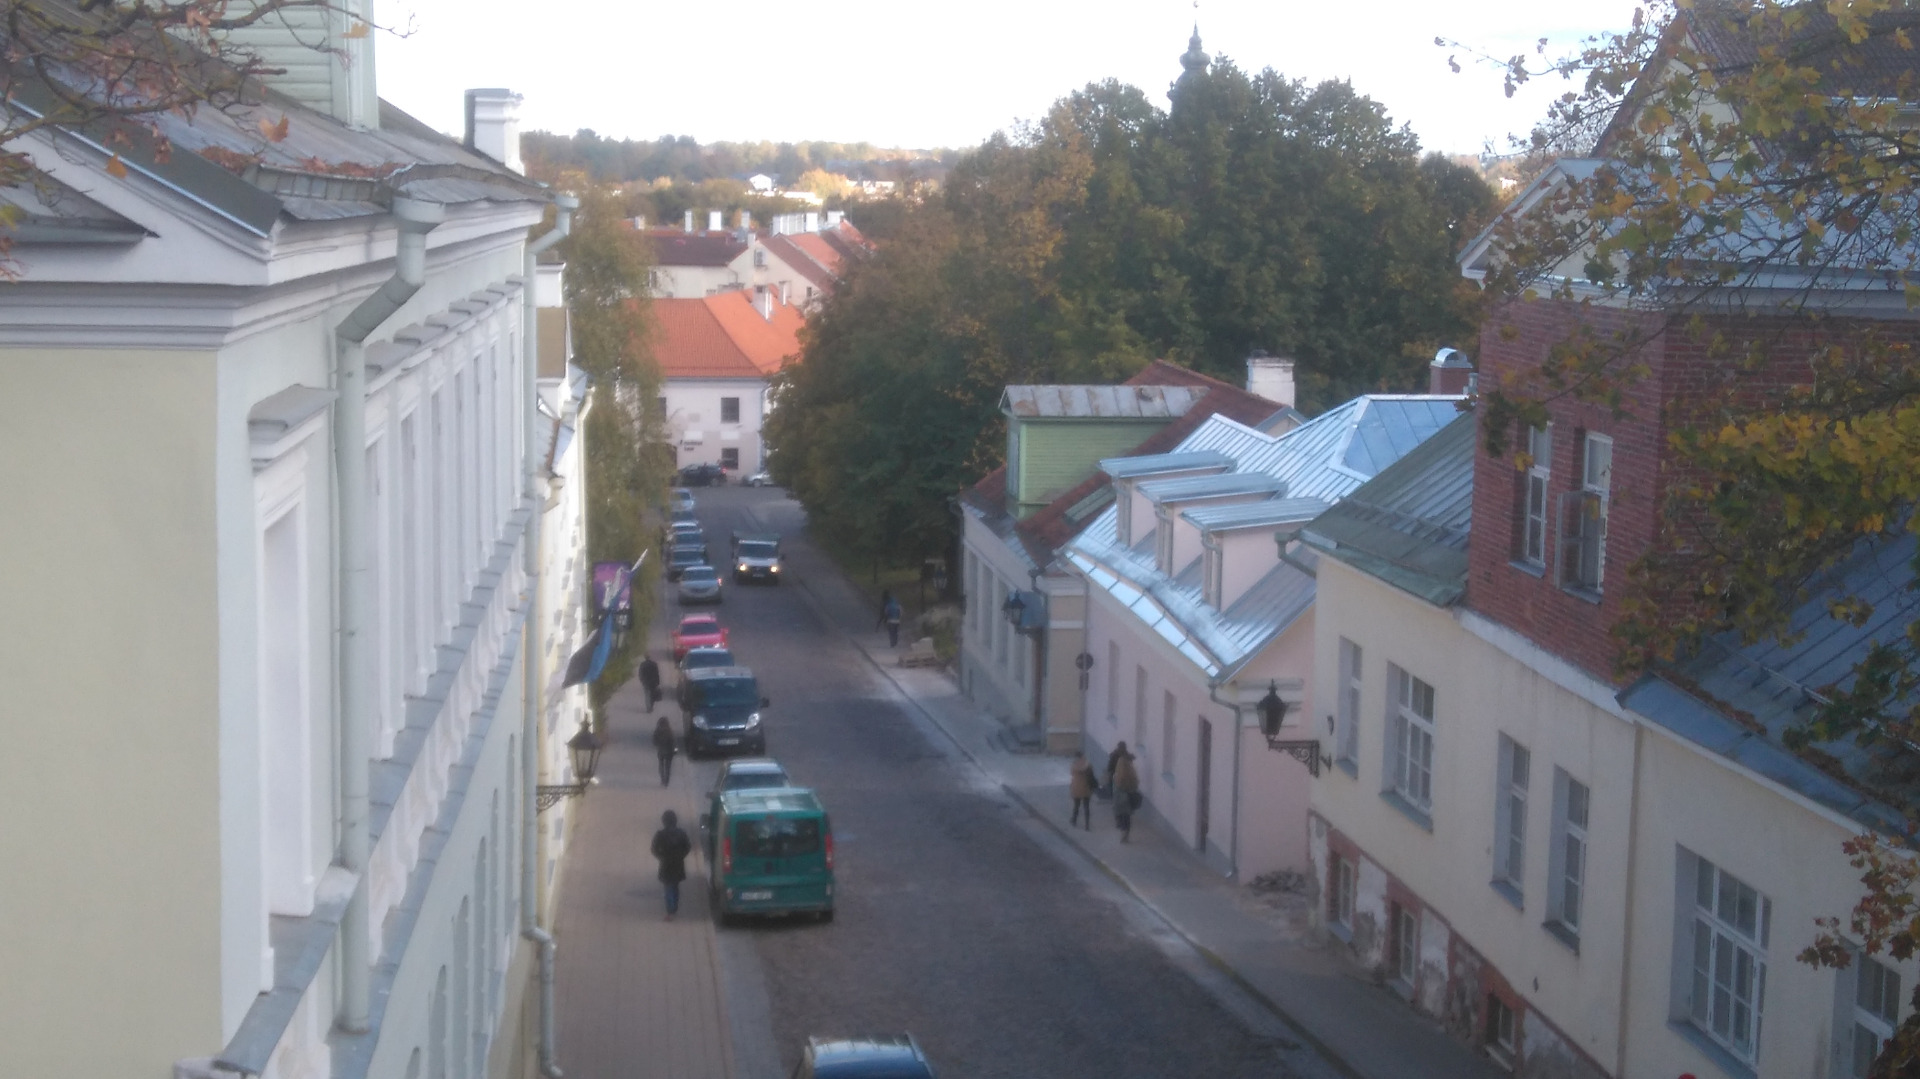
top-left (1244, 349), bottom-right (1296, 409)
top-left (683, 210), bottom-right (694, 233)
top-left (826, 210), bottom-right (845, 228)
top-left (708, 210), bottom-right (723, 232)
top-left (804, 211), bottom-right (820, 232)
top-left (235, 2), bottom-right (379, 128)
top-left (1429, 347), bottom-right (1475, 395)
top-left (739, 210), bottom-right (753, 230)
top-left (632, 215), bottom-right (647, 230)
top-left (463, 89), bottom-right (523, 172)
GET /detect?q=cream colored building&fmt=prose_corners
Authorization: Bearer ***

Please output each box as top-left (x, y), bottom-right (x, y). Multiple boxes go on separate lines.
top-left (0, 28), bottom-right (592, 1079)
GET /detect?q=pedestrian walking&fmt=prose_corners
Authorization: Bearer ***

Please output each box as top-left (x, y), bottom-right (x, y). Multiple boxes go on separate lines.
top-left (652, 716), bottom-right (678, 787)
top-left (1068, 751), bottom-right (1095, 830)
top-left (882, 595), bottom-right (903, 647)
top-left (639, 653), bottom-right (661, 714)
top-left (1111, 747), bottom-right (1141, 843)
top-left (1105, 740), bottom-right (1131, 796)
top-left (650, 810), bottom-right (692, 920)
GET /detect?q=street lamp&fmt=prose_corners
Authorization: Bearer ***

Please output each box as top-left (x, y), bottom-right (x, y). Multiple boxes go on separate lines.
top-left (1003, 591), bottom-right (1025, 628)
top-left (536, 720), bottom-right (605, 812)
top-left (1257, 681), bottom-right (1322, 776)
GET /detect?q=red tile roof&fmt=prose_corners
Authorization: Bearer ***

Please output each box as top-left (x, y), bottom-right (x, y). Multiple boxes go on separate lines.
top-left (638, 229), bottom-right (747, 268)
top-left (650, 292), bottom-right (804, 380)
top-left (762, 233), bottom-right (838, 293)
top-left (964, 360), bottom-right (1294, 566)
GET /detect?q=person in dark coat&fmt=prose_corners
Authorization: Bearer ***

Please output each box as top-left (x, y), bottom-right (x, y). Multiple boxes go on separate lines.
top-left (639, 653), bottom-right (662, 713)
top-left (1069, 752), bottom-right (1096, 830)
top-left (1111, 747), bottom-right (1141, 843)
top-left (652, 716), bottom-right (677, 787)
top-left (650, 809), bottom-right (692, 919)
top-left (1105, 740), bottom-right (1131, 794)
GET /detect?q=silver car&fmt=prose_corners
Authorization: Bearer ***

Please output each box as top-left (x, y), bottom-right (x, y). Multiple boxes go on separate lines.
top-left (677, 565), bottom-right (723, 605)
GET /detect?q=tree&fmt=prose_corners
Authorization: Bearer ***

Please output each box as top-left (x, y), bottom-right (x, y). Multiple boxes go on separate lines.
top-left (557, 182), bottom-right (675, 710)
top-left (1466, 4), bottom-right (1920, 1070)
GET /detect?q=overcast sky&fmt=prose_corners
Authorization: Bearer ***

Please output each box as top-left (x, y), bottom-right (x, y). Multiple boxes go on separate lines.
top-left (375, 0), bottom-right (1642, 160)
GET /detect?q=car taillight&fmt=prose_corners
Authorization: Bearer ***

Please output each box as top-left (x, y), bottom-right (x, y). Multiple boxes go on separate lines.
top-left (721, 837), bottom-right (732, 874)
top-left (824, 831), bottom-right (834, 870)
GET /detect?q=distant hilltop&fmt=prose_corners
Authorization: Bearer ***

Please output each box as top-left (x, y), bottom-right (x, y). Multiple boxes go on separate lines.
top-left (520, 130), bottom-right (956, 191)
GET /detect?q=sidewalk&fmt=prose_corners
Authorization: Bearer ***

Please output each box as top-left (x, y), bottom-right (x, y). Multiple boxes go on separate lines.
top-left (783, 538), bottom-right (1502, 1079)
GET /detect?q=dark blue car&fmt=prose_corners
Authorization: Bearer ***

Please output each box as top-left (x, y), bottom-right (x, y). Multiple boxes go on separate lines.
top-left (792, 1035), bottom-right (935, 1078)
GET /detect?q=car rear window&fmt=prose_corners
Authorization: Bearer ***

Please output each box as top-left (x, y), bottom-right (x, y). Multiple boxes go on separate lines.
top-left (682, 619), bottom-right (720, 634)
top-left (734, 817), bottom-right (820, 857)
top-left (724, 770), bottom-right (786, 790)
top-left (684, 649), bottom-right (732, 669)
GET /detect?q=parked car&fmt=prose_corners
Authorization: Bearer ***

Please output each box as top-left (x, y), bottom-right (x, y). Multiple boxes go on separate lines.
top-left (670, 507), bottom-right (697, 526)
top-left (671, 614), bottom-right (729, 660)
top-left (700, 758), bottom-right (794, 855)
top-left (790, 1036), bottom-right (932, 1078)
top-left (677, 462), bottom-right (728, 487)
top-left (677, 565), bottom-right (724, 605)
top-left (670, 487), bottom-right (696, 513)
top-left (680, 666), bottom-right (769, 757)
top-left (731, 532), bottom-right (784, 585)
top-left (745, 471), bottom-right (775, 487)
top-left (666, 545), bottom-right (707, 582)
top-left (709, 786), bottom-right (831, 924)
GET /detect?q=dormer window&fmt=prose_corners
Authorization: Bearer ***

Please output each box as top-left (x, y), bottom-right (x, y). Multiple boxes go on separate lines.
top-left (1202, 534), bottom-right (1224, 607)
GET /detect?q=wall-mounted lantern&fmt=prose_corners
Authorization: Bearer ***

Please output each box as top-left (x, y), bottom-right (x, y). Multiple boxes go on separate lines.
top-left (536, 721), bottom-right (605, 812)
top-left (1257, 681), bottom-right (1322, 777)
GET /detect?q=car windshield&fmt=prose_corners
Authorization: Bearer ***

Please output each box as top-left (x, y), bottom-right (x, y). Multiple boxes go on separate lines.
top-left (683, 567), bottom-right (718, 583)
top-left (734, 817), bottom-right (820, 858)
top-left (694, 677), bottom-right (757, 707)
top-left (724, 769), bottom-right (787, 790)
top-left (737, 541), bottom-right (778, 559)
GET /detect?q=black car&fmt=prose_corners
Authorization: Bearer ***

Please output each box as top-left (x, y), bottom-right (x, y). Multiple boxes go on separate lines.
top-left (792, 1035), bottom-right (935, 1078)
top-left (678, 462), bottom-right (728, 487)
top-left (680, 666), bottom-right (769, 757)
top-left (666, 545), bottom-right (707, 581)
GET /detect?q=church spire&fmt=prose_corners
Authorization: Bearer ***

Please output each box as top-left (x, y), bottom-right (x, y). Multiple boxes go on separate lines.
top-left (1181, 24), bottom-right (1209, 75)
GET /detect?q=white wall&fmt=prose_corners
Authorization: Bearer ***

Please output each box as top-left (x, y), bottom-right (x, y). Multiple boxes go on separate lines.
top-left (663, 376), bottom-right (768, 471)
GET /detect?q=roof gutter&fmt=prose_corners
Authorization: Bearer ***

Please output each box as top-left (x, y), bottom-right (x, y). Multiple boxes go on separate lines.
top-left (336, 196), bottom-right (445, 1034)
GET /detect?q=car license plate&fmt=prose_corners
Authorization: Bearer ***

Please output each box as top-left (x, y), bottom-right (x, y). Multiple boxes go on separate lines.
top-left (739, 890), bottom-right (773, 901)
top-left (718, 737), bottom-right (740, 745)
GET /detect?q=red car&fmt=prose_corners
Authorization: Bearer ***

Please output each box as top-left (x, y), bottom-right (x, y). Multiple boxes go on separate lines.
top-left (672, 614), bottom-right (730, 660)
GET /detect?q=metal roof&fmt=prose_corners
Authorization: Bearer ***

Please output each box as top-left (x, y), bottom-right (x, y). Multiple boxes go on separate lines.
top-left (1183, 498), bottom-right (1332, 532)
top-left (1101, 449), bottom-right (1233, 479)
top-left (1001, 385), bottom-right (1203, 419)
top-left (1138, 473), bottom-right (1285, 503)
top-left (1303, 413), bottom-right (1476, 606)
top-left (1173, 396), bottom-right (1465, 502)
top-left (1618, 532), bottom-right (1920, 836)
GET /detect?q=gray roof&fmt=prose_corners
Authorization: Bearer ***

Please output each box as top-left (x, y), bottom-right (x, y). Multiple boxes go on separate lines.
top-left (1001, 385), bottom-right (1203, 419)
top-left (1066, 394), bottom-right (1459, 679)
top-left (1302, 413), bottom-right (1476, 606)
top-left (1183, 498), bottom-right (1332, 532)
top-left (1619, 532), bottom-right (1920, 836)
top-left (1138, 473), bottom-right (1285, 503)
top-left (1101, 449), bottom-right (1233, 479)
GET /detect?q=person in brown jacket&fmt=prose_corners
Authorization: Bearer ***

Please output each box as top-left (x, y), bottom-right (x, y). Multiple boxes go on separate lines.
top-left (1111, 748), bottom-right (1141, 842)
top-left (1068, 752), bottom-right (1096, 830)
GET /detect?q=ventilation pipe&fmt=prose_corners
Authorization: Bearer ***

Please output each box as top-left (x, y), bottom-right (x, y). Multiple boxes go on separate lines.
top-left (335, 196), bottom-right (445, 1033)
top-left (520, 191), bottom-right (576, 1079)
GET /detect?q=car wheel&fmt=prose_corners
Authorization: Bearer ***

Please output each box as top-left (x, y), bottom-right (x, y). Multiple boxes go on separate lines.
top-left (818, 908), bottom-right (834, 924)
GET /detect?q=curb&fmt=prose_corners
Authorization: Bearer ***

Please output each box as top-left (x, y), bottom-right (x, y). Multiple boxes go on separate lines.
top-left (998, 783), bottom-right (1368, 1079)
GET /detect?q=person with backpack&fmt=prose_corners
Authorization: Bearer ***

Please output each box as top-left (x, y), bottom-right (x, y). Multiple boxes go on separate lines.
top-left (651, 715), bottom-right (678, 787)
top-left (650, 810), bottom-right (692, 920)
top-left (881, 594), bottom-right (904, 647)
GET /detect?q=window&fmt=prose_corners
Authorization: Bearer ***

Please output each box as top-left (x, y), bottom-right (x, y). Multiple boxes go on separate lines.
top-left (1330, 854), bottom-right (1356, 929)
top-left (1494, 736), bottom-right (1529, 899)
top-left (721, 397), bottom-right (741, 424)
top-left (1134, 666), bottom-right (1149, 761)
top-left (1106, 641), bottom-right (1120, 725)
top-left (1520, 424), bottom-right (1551, 566)
top-left (1162, 691), bottom-right (1177, 779)
top-left (1392, 903), bottom-right (1419, 987)
top-left (1547, 770), bottom-right (1588, 938)
top-left (720, 448), bottom-right (739, 470)
top-left (1386, 665), bottom-right (1435, 814)
top-left (1202, 534), bottom-right (1224, 607)
top-left (1850, 956), bottom-right (1901, 1077)
top-left (654, 396), bottom-right (667, 420)
top-left (753, 248), bottom-right (767, 268)
top-left (1681, 853), bottom-right (1771, 1064)
top-left (1558, 432), bottom-right (1611, 593)
top-left (1486, 995), bottom-right (1517, 1061)
top-left (1335, 638), bottom-right (1362, 767)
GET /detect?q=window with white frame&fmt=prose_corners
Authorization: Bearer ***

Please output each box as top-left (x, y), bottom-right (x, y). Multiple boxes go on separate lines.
top-left (1202, 534), bottom-right (1224, 608)
top-left (721, 397), bottom-right (741, 424)
top-left (1392, 902), bottom-right (1419, 987)
top-left (1678, 851), bottom-right (1772, 1065)
top-left (1385, 664), bottom-right (1435, 814)
top-left (1547, 769), bottom-right (1588, 937)
top-left (1493, 735), bottom-right (1529, 897)
top-left (1106, 641), bottom-right (1121, 724)
top-left (1335, 638), bottom-right (1362, 767)
top-left (1558, 432), bottom-right (1611, 593)
top-left (1520, 424), bottom-right (1551, 567)
top-left (1849, 954), bottom-right (1901, 1077)
top-left (1162, 690), bottom-right (1177, 780)
top-left (1330, 854), bottom-right (1356, 929)
top-left (1134, 666), bottom-right (1149, 760)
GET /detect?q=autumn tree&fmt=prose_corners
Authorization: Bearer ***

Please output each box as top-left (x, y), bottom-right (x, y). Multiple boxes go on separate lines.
top-left (1466, 3), bottom-right (1920, 1070)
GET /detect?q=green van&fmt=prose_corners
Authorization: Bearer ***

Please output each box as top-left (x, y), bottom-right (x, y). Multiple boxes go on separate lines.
top-left (708, 786), bottom-right (834, 924)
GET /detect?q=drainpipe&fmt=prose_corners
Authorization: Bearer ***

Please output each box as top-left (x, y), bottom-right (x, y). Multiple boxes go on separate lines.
top-left (1207, 682), bottom-right (1245, 880)
top-left (336, 196), bottom-right (446, 1033)
top-left (1027, 570), bottom-right (1047, 739)
top-left (519, 193), bottom-right (575, 1079)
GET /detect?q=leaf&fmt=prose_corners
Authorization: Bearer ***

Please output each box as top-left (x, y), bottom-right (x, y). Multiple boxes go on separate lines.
top-left (105, 155), bottom-right (127, 179)
top-left (343, 21), bottom-right (370, 39)
top-left (259, 115), bottom-right (290, 143)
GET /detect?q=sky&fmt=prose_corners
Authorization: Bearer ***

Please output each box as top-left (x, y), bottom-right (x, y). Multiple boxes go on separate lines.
top-left (375, 0), bottom-right (1645, 160)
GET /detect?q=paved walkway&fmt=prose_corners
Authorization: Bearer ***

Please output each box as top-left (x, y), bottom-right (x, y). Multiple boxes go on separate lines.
top-left (552, 498), bottom-right (1502, 1079)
